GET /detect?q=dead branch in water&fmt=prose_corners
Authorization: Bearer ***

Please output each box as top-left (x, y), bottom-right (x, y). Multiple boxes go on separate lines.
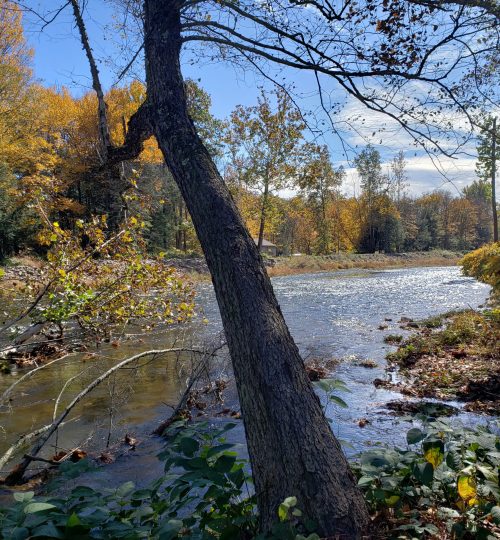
top-left (0, 419), bottom-right (76, 473)
top-left (2, 347), bottom-right (211, 485)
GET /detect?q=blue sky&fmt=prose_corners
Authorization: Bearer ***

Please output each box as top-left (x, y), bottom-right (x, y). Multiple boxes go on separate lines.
top-left (22, 0), bottom-right (480, 197)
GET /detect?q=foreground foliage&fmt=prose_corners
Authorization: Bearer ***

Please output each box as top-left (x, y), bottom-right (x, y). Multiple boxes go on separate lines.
top-left (0, 421), bottom-right (499, 539)
top-left (356, 420), bottom-right (500, 539)
top-left (1, 217), bottom-right (195, 366)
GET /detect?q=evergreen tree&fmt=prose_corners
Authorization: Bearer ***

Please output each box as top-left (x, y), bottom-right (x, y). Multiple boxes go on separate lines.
top-left (476, 117), bottom-right (498, 241)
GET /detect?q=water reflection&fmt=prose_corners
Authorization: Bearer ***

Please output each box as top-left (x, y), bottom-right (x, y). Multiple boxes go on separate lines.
top-left (0, 266), bottom-right (491, 482)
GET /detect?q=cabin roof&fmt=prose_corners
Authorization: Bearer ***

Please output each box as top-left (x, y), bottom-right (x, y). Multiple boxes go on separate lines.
top-left (252, 238), bottom-right (277, 247)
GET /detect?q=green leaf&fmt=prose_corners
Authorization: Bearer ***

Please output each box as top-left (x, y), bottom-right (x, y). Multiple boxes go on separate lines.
top-left (446, 451), bottom-right (461, 470)
top-left (116, 481), bottom-right (135, 497)
top-left (357, 476), bottom-right (374, 487)
top-left (66, 512), bottom-right (81, 528)
top-left (385, 495), bottom-right (400, 507)
top-left (414, 462), bottom-right (434, 486)
top-left (70, 486), bottom-right (97, 498)
top-left (406, 428), bottom-right (425, 445)
top-left (214, 454), bottom-right (236, 473)
top-left (31, 523), bottom-right (64, 538)
top-left (14, 492), bottom-right (34, 503)
top-left (24, 502), bottom-right (57, 514)
top-left (477, 464), bottom-right (498, 482)
top-left (158, 519), bottom-right (183, 540)
top-left (206, 443), bottom-right (235, 458)
top-left (282, 496), bottom-right (297, 508)
top-left (329, 395), bottom-right (348, 408)
top-left (179, 436), bottom-right (200, 457)
top-left (491, 506), bottom-right (500, 525)
top-left (278, 503), bottom-right (289, 522)
top-left (9, 527), bottom-right (29, 540)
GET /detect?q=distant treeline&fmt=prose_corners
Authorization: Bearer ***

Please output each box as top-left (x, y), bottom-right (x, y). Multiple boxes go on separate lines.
top-left (0, 8), bottom-right (496, 260)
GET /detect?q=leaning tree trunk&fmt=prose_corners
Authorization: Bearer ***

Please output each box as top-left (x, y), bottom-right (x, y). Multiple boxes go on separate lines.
top-left (144, 2), bottom-right (369, 537)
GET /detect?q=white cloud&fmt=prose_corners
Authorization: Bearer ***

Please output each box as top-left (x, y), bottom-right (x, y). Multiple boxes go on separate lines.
top-left (341, 155), bottom-right (477, 198)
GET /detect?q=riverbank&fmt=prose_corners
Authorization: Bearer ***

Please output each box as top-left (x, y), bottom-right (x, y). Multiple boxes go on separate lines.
top-left (379, 309), bottom-right (500, 414)
top-left (1, 250), bottom-right (463, 286)
top-left (267, 250), bottom-right (462, 277)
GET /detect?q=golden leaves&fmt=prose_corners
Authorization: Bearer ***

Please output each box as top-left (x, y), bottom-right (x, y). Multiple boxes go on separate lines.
top-left (457, 475), bottom-right (478, 506)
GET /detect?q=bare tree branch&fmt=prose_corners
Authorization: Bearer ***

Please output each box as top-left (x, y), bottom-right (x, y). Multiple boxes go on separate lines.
top-left (3, 347), bottom-right (210, 484)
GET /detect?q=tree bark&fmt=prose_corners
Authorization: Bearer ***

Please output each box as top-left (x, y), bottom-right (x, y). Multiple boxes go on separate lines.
top-left (144, 1), bottom-right (369, 537)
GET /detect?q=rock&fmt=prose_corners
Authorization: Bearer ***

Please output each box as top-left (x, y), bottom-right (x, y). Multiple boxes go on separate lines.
top-left (386, 400), bottom-right (458, 417)
top-left (358, 359), bottom-right (378, 368)
top-left (373, 378), bottom-right (393, 389)
top-left (124, 434), bottom-right (138, 447)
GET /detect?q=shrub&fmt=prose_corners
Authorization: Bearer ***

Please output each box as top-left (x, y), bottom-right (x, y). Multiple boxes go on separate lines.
top-left (461, 243), bottom-right (500, 300)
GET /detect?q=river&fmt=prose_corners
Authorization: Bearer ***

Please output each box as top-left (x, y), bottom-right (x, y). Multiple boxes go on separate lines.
top-left (0, 265), bottom-right (492, 490)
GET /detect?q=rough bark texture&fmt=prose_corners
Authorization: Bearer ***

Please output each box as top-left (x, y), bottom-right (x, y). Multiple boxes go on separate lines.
top-left (144, 1), bottom-right (369, 537)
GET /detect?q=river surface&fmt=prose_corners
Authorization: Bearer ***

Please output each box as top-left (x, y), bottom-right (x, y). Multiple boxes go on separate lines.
top-left (0, 266), bottom-right (492, 491)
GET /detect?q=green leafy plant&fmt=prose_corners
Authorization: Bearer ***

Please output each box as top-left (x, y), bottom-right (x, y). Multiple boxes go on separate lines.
top-left (0, 422), bottom-right (320, 540)
top-left (313, 377), bottom-right (350, 412)
top-left (354, 420), bottom-right (500, 539)
top-left (2, 421), bottom-right (498, 539)
top-left (384, 334), bottom-right (403, 344)
top-left (9, 216), bottom-right (195, 345)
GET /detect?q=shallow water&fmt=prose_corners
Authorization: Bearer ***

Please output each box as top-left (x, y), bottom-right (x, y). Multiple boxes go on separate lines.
top-left (0, 266), bottom-right (492, 490)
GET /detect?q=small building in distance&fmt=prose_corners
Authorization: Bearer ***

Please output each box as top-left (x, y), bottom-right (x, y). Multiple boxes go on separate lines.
top-left (253, 238), bottom-right (278, 257)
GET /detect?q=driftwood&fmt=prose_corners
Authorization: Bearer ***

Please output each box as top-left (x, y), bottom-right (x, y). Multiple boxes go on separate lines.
top-left (2, 347), bottom-right (206, 485)
top-left (0, 420), bottom-right (74, 473)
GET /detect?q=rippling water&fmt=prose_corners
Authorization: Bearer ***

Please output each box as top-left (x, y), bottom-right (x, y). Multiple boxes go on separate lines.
top-left (0, 266), bottom-right (492, 489)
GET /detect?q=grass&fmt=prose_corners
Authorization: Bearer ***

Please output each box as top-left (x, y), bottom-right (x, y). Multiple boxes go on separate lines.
top-left (383, 334), bottom-right (403, 344)
top-left (267, 250), bottom-right (462, 277)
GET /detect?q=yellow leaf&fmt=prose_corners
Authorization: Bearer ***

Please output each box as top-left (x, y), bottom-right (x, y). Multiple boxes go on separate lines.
top-left (58, 269), bottom-right (66, 278)
top-left (423, 440), bottom-right (444, 468)
top-left (457, 475), bottom-right (477, 502)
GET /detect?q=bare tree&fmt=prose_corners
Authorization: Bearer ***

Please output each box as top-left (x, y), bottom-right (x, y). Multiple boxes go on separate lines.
top-left (16, 0), bottom-right (499, 536)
